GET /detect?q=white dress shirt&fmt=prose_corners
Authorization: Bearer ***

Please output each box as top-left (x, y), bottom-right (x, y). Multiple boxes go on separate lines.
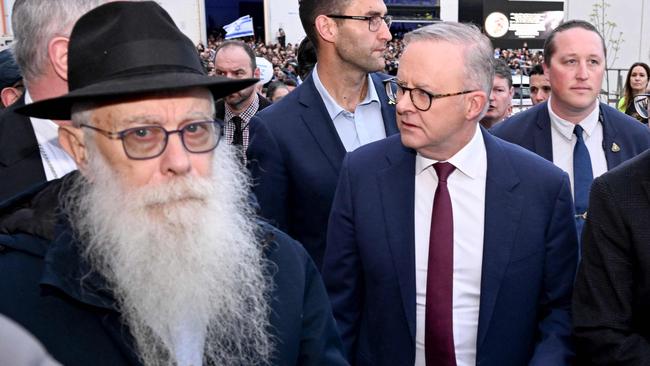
top-left (312, 64), bottom-right (386, 151)
top-left (25, 91), bottom-right (77, 181)
top-left (548, 97), bottom-right (608, 197)
top-left (171, 314), bottom-right (206, 366)
top-left (414, 126), bottom-right (487, 366)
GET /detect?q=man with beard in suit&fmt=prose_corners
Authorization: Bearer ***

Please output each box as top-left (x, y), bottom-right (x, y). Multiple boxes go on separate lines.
top-left (0, 3), bottom-right (346, 365)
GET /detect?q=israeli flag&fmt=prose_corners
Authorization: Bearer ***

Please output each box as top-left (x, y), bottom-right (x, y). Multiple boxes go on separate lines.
top-left (224, 15), bottom-right (254, 40)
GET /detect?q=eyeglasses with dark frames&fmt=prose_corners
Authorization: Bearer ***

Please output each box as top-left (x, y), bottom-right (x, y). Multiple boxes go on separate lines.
top-left (326, 14), bottom-right (392, 32)
top-left (81, 120), bottom-right (223, 160)
top-left (383, 77), bottom-right (478, 112)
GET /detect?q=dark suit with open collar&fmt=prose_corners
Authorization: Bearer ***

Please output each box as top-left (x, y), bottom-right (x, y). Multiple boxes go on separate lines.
top-left (247, 72), bottom-right (398, 268)
top-left (323, 130), bottom-right (578, 365)
top-left (0, 94), bottom-right (46, 202)
top-left (490, 101), bottom-right (650, 168)
top-left (573, 149), bottom-right (650, 365)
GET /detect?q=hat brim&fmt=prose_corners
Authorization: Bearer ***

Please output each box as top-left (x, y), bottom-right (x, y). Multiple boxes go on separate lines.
top-left (16, 72), bottom-right (258, 120)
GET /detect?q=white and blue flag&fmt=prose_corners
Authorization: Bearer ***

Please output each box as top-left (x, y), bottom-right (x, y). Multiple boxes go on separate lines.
top-left (223, 15), bottom-right (254, 40)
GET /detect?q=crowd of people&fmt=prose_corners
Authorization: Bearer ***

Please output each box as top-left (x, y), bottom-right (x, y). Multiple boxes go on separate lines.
top-left (2, 0), bottom-right (650, 365)
top-left (198, 33), bottom-right (544, 82)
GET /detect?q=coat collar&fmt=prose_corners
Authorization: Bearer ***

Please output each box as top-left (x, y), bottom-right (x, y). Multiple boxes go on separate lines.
top-left (534, 101), bottom-right (624, 168)
top-left (296, 73), bottom-right (398, 175)
top-left (377, 137), bottom-right (417, 340)
top-left (0, 95), bottom-right (40, 167)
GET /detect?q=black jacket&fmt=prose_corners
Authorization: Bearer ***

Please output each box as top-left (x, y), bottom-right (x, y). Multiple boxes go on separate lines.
top-left (0, 95), bottom-right (47, 202)
top-left (0, 173), bottom-right (348, 366)
top-left (573, 149), bottom-right (650, 364)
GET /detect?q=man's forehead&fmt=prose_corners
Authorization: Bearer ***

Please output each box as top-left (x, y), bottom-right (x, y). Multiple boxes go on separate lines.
top-left (552, 28), bottom-right (605, 57)
top-left (344, 0), bottom-right (388, 14)
top-left (89, 90), bottom-right (213, 125)
top-left (530, 74), bottom-right (550, 83)
top-left (216, 46), bottom-right (250, 62)
top-left (494, 75), bottom-right (509, 84)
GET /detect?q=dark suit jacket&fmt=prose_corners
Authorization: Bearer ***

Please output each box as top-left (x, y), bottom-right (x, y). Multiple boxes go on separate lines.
top-left (323, 130), bottom-right (578, 366)
top-left (0, 95), bottom-right (46, 202)
top-left (573, 150), bottom-right (650, 365)
top-left (215, 93), bottom-right (271, 121)
top-left (0, 174), bottom-right (348, 366)
top-left (247, 73), bottom-right (398, 268)
top-left (490, 101), bottom-right (650, 169)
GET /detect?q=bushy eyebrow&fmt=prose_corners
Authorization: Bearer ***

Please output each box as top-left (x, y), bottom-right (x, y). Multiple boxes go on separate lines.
top-left (119, 111), bottom-right (213, 127)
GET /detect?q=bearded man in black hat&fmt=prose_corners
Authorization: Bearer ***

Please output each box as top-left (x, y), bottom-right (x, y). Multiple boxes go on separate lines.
top-left (0, 2), bottom-right (346, 366)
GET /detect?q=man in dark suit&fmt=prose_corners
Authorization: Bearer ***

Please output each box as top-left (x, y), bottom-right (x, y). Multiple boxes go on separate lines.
top-left (0, 3), bottom-right (347, 365)
top-left (0, 0), bottom-right (112, 202)
top-left (247, 0), bottom-right (398, 268)
top-left (491, 20), bottom-right (650, 235)
top-left (323, 22), bottom-right (577, 366)
top-left (213, 40), bottom-right (271, 151)
top-left (572, 149), bottom-right (650, 364)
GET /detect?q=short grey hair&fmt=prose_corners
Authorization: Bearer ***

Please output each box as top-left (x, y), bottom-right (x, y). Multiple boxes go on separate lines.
top-left (404, 22), bottom-right (494, 96)
top-left (11, 0), bottom-right (110, 83)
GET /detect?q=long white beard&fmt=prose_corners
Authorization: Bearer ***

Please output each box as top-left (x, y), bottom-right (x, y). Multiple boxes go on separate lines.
top-left (62, 142), bottom-right (272, 366)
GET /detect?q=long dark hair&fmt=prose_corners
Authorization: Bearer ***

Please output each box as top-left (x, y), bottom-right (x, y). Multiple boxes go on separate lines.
top-left (623, 62), bottom-right (650, 110)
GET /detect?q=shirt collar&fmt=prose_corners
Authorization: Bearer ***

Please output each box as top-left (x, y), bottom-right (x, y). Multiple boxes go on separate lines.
top-left (415, 125), bottom-right (485, 180)
top-left (224, 92), bottom-right (259, 123)
top-left (312, 63), bottom-right (379, 120)
top-left (25, 90), bottom-right (59, 140)
top-left (548, 96), bottom-right (600, 141)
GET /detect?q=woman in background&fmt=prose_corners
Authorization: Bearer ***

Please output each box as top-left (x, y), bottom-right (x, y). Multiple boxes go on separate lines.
top-left (618, 62), bottom-right (650, 124)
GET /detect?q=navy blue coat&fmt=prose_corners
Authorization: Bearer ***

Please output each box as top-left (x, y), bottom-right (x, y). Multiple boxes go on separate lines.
top-left (247, 73), bottom-right (398, 268)
top-left (323, 130), bottom-right (578, 365)
top-left (491, 101), bottom-right (650, 168)
top-left (0, 95), bottom-right (47, 202)
top-left (0, 175), bottom-right (348, 366)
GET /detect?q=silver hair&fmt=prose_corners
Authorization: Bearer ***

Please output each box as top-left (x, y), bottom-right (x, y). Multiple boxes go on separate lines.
top-left (11, 0), bottom-right (110, 83)
top-left (404, 22), bottom-right (495, 96)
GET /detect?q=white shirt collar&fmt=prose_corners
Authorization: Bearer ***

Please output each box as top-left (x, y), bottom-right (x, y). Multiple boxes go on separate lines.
top-left (548, 96), bottom-right (600, 141)
top-left (311, 63), bottom-right (379, 119)
top-left (24, 90), bottom-right (60, 142)
top-left (415, 125), bottom-right (484, 180)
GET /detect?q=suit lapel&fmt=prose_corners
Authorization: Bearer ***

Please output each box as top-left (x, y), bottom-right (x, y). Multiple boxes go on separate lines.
top-left (533, 103), bottom-right (554, 161)
top-left (600, 104), bottom-right (623, 170)
top-left (476, 129), bottom-right (524, 350)
top-left (377, 142), bottom-right (418, 342)
top-left (371, 73), bottom-right (399, 136)
top-left (298, 76), bottom-right (346, 174)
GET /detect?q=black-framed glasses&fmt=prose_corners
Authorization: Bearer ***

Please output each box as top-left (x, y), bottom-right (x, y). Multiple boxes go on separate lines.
top-left (383, 77), bottom-right (477, 111)
top-left (326, 14), bottom-right (392, 32)
top-left (81, 120), bottom-right (223, 160)
top-left (633, 94), bottom-right (650, 119)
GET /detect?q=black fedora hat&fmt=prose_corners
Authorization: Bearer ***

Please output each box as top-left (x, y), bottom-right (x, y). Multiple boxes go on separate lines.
top-left (17, 1), bottom-right (257, 120)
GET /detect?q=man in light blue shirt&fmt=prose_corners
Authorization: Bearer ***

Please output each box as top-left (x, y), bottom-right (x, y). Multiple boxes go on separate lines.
top-left (247, 0), bottom-right (399, 267)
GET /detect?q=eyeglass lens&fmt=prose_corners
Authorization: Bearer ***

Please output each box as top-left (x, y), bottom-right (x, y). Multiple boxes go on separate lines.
top-left (386, 81), bottom-right (430, 111)
top-left (123, 121), bottom-right (220, 159)
top-left (370, 16), bottom-right (391, 31)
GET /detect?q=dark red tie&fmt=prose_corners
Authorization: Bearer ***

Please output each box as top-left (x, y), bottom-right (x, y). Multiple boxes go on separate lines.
top-left (425, 162), bottom-right (456, 366)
